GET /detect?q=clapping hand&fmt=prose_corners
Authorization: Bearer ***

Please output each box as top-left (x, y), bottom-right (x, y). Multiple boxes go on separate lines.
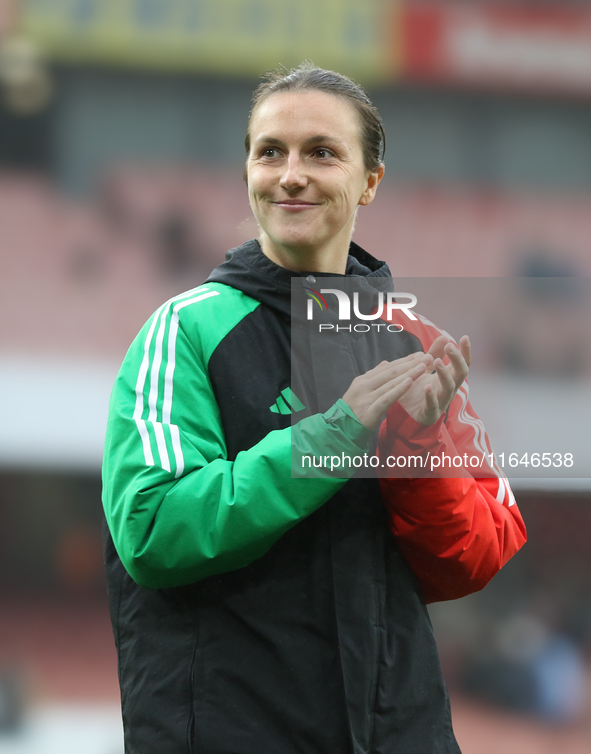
top-left (342, 335), bottom-right (471, 430)
top-left (398, 335), bottom-right (471, 425)
top-left (342, 351), bottom-right (431, 430)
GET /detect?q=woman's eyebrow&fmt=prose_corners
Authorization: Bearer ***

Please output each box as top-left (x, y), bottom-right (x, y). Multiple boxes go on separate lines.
top-left (252, 134), bottom-right (346, 149)
top-left (253, 136), bottom-right (286, 147)
top-left (302, 135), bottom-right (344, 148)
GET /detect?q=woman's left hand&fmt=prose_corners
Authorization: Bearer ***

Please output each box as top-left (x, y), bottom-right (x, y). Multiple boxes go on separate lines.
top-left (397, 335), bottom-right (471, 425)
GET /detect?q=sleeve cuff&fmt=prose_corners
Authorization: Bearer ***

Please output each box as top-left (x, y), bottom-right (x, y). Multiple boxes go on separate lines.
top-left (324, 399), bottom-right (373, 449)
top-left (290, 400), bottom-right (373, 479)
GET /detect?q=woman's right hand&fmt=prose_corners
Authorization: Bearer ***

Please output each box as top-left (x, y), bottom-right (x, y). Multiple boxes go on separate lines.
top-left (342, 352), bottom-right (432, 430)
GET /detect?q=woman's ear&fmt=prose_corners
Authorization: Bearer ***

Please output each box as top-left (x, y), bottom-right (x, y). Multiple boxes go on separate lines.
top-left (359, 163), bottom-right (385, 206)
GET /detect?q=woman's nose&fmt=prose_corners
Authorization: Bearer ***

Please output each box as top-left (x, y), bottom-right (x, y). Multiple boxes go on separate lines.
top-left (279, 154), bottom-right (308, 191)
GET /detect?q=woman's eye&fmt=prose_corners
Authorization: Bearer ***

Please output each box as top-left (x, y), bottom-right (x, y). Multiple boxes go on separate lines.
top-left (314, 148), bottom-right (334, 159)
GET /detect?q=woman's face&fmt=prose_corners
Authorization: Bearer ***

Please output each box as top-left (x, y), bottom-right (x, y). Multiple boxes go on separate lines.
top-left (246, 90), bottom-right (383, 265)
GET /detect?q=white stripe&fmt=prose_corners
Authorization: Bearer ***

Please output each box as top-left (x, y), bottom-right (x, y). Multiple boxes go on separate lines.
top-left (133, 302), bottom-right (166, 466)
top-left (134, 418), bottom-right (153, 466)
top-left (153, 421), bottom-right (171, 472)
top-left (170, 424), bottom-right (184, 479)
top-left (132, 286), bottom-right (209, 470)
top-left (457, 385), bottom-right (488, 458)
top-left (498, 476), bottom-right (514, 507)
top-left (457, 386), bottom-right (501, 475)
top-left (163, 315), bottom-right (180, 425)
top-left (457, 384), bottom-right (514, 506)
top-left (148, 305), bottom-right (170, 422)
top-left (505, 477), bottom-right (516, 507)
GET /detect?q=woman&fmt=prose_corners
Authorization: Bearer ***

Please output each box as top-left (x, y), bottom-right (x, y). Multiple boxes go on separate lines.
top-left (102, 63), bottom-right (526, 754)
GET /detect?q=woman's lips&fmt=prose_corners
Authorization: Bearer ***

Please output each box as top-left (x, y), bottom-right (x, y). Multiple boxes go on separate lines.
top-left (274, 201), bottom-right (318, 212)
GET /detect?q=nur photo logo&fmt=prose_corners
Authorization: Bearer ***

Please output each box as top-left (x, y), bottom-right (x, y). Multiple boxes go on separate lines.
top-left (304, 286), bottom-right (418, 333)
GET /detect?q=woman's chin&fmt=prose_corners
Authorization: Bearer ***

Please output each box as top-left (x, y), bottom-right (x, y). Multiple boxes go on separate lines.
top-left (264, 232), bottom-right (323, 256)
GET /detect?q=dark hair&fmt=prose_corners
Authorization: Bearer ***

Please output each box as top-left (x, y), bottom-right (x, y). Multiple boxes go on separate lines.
top-left (244, 61), bottom-right (386, 172)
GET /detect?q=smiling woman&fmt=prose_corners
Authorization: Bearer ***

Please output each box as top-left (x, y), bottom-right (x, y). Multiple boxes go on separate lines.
top-left (101, 61), bottom-right (526, 754)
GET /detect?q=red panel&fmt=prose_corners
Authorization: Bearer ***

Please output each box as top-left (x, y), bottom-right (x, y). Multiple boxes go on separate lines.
top-left (395, 0), bottom-right (591, 94)
top-left (399, 3), bottom-right (447, 80)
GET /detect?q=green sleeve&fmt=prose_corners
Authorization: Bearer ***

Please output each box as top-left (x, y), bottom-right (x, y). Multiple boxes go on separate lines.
top-left (102, 289), bottom-right (371, 589)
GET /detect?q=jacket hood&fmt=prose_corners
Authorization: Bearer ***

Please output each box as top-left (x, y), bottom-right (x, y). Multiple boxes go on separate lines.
top-left (205, 238), bottom-right (392, 318)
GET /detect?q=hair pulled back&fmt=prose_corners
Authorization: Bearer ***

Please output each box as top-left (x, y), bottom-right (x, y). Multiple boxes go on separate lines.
top-left (245, 61), bottom-right (385, 173)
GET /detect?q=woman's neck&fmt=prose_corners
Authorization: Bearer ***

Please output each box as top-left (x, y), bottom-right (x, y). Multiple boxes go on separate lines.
top-left (259, 235), bottom-right (349, 274)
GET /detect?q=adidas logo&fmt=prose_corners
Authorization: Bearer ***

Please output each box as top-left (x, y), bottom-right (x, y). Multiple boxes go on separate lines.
top-left (270, 387), bottom-right (305, 415)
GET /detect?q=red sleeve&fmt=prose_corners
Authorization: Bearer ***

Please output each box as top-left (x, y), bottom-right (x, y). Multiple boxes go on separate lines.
top-left (377, 311), bottom-right (527, 604)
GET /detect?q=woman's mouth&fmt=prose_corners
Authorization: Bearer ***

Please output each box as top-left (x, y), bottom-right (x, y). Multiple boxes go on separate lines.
top-left (274, 200), bottom-right (318, 212)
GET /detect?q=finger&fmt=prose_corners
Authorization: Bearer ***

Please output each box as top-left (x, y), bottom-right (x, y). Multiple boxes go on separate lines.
top-left (360, 352), bottom-right (430, 392)
top-left (367, 375), bottom-right (415, 425)
top-left (423, 381), bottom-right (440, 420)
top-left (459, 335), bottom-right (471, 368)
top-left (433, 358), bottom-right (456, 406)
top-left (371, 352), bottom-right (425, 373)
top-left (358, 352), bottom-right (423, 383)
top-left (427, 335), bottom-right (452, 361)
top-left (370, 362), bottom-right (428, 401)
top-left (444, 342), bottom-right (469, 388)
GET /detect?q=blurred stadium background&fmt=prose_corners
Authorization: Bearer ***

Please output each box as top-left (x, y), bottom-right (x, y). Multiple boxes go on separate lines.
top-left (1, 0), bottom-right (591, 751)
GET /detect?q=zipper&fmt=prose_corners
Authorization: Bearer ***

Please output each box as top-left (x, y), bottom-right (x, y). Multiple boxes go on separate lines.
top-left (185, 635), bottom-right (199, 754)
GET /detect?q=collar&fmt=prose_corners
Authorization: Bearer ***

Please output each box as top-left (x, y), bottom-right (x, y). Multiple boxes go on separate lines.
top-left (205, 238), bottom-right (392, 318)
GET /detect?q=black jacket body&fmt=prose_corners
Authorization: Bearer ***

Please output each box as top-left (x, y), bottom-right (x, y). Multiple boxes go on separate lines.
top-left (103, 239), bottom-right (461, 754)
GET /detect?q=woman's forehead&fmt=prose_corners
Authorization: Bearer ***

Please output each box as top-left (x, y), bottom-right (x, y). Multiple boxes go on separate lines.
top-left (249, 90), bottom-right (362, 145)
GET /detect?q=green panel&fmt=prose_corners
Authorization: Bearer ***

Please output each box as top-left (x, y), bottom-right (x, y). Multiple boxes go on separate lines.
top-left (181, 283), bottom-right (260, 367)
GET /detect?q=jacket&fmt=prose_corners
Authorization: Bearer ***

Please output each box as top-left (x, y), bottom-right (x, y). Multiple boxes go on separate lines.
top-left (102, 238), bottom-right (523, 753)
